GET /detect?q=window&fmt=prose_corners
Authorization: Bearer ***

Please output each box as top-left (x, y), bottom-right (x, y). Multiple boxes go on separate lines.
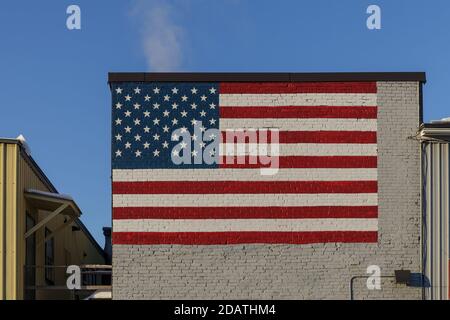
top-left (44, 228), bottom-right (55, 285)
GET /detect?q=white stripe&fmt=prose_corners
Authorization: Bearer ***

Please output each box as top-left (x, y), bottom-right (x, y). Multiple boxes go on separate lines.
top-left (113, 193), bottom-right (378, 207)
top-left (113, 168), bottom-right (378, 182)
top-left (220, 118), bottom-right (377, 131)
top-left (219, 93), bottom-right (377, 107)
top-left (218, 143), bottom-right (377, 156)
top-left (113, 218), bottom-right (378, 232)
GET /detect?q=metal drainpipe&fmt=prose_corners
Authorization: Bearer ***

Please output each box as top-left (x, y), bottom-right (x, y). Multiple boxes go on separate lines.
top-left (349, 275), bottom-right (397, 300)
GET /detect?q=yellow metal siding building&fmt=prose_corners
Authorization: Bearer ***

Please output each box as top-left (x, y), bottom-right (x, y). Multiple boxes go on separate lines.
top-left (0, 138), bottom-right (105, 300)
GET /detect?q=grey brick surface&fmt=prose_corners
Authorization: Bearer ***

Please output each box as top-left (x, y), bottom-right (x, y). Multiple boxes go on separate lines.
top-left (112, 81), bottom-right (422, 299)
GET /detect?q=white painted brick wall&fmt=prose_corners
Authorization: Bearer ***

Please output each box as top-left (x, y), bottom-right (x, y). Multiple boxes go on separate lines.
top-left (112, 81), bottom-right (422, 299)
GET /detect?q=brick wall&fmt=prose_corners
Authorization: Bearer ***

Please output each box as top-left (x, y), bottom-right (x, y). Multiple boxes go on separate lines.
top-left (112, 81), bottom-right (422, 299)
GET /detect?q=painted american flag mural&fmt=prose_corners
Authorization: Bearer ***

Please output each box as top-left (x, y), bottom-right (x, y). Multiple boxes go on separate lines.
top-left (111, 81), bottom-right (378, 245)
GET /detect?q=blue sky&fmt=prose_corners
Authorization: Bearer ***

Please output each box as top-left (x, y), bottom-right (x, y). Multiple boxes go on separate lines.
top-left (0, 0), bottom-right (449, 245)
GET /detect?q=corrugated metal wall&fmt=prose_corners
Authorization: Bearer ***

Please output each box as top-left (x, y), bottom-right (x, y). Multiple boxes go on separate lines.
top-left (0, 143), bottom-right (18, 300)
top-left (423, 142), bottom-right (450, 300)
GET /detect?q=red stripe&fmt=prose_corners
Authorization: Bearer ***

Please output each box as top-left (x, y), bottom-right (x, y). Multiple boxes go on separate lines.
top-left (112, 181), bottom-right (377, 194)
top-left (220, 82), bottom-right (377, 94)
top-left (219, 156), bottom-right (377, 168)
top-left (113, 206), bottom-right (378, 219)
top-left (113, 231), bottom-right (378, 245)
top-left (220, 106), bottom-right (377, 119)
top-left (221, 131), bottom-right (377, 144)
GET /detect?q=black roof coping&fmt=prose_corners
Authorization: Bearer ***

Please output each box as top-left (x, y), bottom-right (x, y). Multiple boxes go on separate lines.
top-left (108, 72), bottom-right (426, 83)
top-left (420, 122), bottom-right (450, 129)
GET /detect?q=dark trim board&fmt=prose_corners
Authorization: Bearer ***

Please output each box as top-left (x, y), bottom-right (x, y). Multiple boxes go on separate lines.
top-left (108, 72), bottom-right (426, 83)
top-left (420, 123), bottom-right (450, 129)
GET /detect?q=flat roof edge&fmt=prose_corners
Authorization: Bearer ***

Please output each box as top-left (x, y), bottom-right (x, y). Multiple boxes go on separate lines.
top-left (420, 123), bottom-right (450, 129)
top-left (108, 72), bottom-right (426, 83)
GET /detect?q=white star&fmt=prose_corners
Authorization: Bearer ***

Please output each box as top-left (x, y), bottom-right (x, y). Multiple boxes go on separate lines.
top-left (115, 134), bottom-right (122, 141)
top-left (134, 134), bottom-right (141, 141)
top-left (181, 95), bottom-right (188, 102)
top-left (171, 103), bottom-right (178, 110)
top-left (144, 126), bottom-right (150, 133)
top-left (125, 95), bottom-right (131, 101)
top-left (209, 103), bottom-right (216, 109)
top-left (180, 141), bottom-right (187, 149)
top-left (143, 110), bottom-right (150, 117)
top-left (191, 103), bottom-right (197, 110)
top-left (115, 102), bottom-right (122, 109)
top-left (124, 110), bottom-right (131, 117)
top-left (153, 149), bottom-right (160, 157)
top-left (134, 87), bottom-right (141, 94)
top-left (134, 118), bottom-right (141, 126)
top-left (171, 87), bottom-right (178, 94)
top-left (143, 142), bottom-right (150, 149)
top-left (144, 95), bottom-right (151, 101)
top-left (191, 134), bottom-right (198, 141)
top-left (172, 149), bottom-right (180, 157)
top-left (209, 149), bottom-right (216, 156)
top-left (115, 149), bottom-right (122, 157)
top-left (171, 133), bottom-right (179, 141)
top-left (115, 118), bottom-right (122, 125)
top-left (124, 126), bottom-right (132, 133)
top-left (133, 103), bottom-right (140, 110)
top-left (200, 95), bottom-right (207, 101)
top-left (209, 87), bottom-right (217, 94)
top-left (180, 110), bottom-right (188, 117)
top-left (199, 141), bottom-right (206, 148)
top-left (162, 125), bottom-right (170, 133)
top-left (200, 126), bottom-right (206, 132)
top-left (209, 133), bottom-right (216, 140)
top-left (153, 87), bottom-right (160, 94)
top-left (163, 110), bottom-right (170, 117)
top-left (153, 103), bottom-right (160, 109)
top-left (192, 150), bottom-right (198, 157)
top-left (172, 118), bottom-right (178, 126)
top-left (135, 150), bottom-right (142, 157)
top-left (162, 141), bottom-right (169, 149)
top-left (125, 142), bottom-right (131, 149)
top-left (153, 133), bottom-right (160, 141)
top-left (180, 126), bottom-right (188, 133)
top-left (200, 110), bottom-right (206, 117)
top-left (153, 118), bottom-right (160, 125)
top-left (191, 119), bottom-right (198, 125)
top-left (164, 94), bottom-right (170, 101)
top-left (209, 118), bottom-right (216, 125)
top-left (115, 87), bottom-right (123, 94)
top-left (191, 87), bottom-right (198, 94)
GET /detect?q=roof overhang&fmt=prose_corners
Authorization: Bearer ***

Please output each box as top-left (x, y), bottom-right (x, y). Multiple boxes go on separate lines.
top-left (24, 189), bottom-right (81, 218)
top-left (24, 189), bottom-right (82, 240)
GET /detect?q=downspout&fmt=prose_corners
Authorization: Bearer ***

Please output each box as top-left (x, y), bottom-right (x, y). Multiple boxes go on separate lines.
top-left (421, 141), bottom-right (427, 300)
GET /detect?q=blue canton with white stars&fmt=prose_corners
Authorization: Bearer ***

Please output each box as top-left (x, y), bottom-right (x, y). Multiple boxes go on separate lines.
top-left (111, 83), bottom-right (220, 169)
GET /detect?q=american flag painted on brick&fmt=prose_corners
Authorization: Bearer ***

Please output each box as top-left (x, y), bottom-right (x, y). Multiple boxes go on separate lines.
top-left (111, 82), bottom-right (378, 245)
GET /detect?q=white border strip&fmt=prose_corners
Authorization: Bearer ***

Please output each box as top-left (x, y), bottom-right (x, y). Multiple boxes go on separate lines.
top-left (219, 143), bottom-right (377, 156)
top-left (220, 119), bottom-right (377, 131)
top-left (113, 218), bottom-right (378, 232)
top-left (113, 168), bottom-right (378, 182)
top-left (219, 93), bottom-right (377, 107)
top-left (112, 193), bottom-right (378, 207)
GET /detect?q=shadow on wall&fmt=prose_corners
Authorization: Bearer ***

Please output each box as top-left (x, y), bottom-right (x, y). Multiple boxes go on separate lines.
top-left (410, 273), bottom-right (430, 288)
